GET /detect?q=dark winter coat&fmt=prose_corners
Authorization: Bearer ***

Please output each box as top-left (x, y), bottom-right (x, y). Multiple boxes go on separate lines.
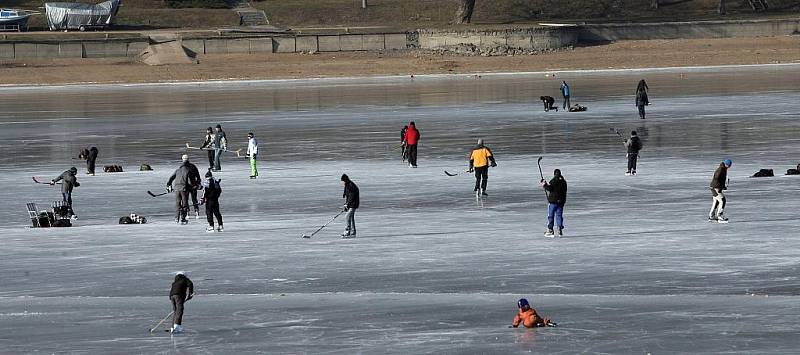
top-left (544, 176), bottom-right (567, 206)
top-left (400, 127), bottom-right (407, 142)
top-left (710, 163), bottom-right (728, 190)
top-left (625, 136), bottom-right (642, 154)
top-left (200, 133), bottom-right (214, 149)
top-left (169, 274), bottom-right (194, 300)
top-left (88, 147), bottom-right (98, 162)
top-left (343, 180), bottom-right (360, 210)
top-left (213, 130), bottom-right (227, 149)
top-left (168, 161), bottom-right (201, 192)
top-left (636, 89), bottom-right (649, 107)
top-left (53, 169), bottom-right (79, 193)
top-left (541, 96), bottom-right (555, 105)
top-left (202, 178), bottom-right (222, 202)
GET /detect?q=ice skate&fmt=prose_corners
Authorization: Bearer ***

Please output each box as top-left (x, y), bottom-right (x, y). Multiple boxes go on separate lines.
top-left (170, 324), bottom-right (184, 334)
top-left (557, 227), bottom-right (563, 237)
top-left (342, 232), bottom-right (356, 239)
top-left (341, 230), bottom-right (351, 237)
top-left (625, 171), bottom-right (632, 176)
top-left (206, 226), bottom-right (215, 233)
top-left (481, 189), bottom-right (488, 196)
top-left (716, 214), bottom-right (729, 223)
top-left (544, 229), bottom-right (555, 238)
top-left (180, 220), bottom-right (188, 225)
top-left (194, 211), bottom-right (200, 219)
top-left (216, 225), bottom-right (224, 232)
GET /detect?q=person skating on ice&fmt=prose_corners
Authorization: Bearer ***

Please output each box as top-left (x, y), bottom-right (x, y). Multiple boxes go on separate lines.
top-left (400, 125), bottom-right (408, 162)
top-left (540, 169), bottom-right (567, 237)
top-left (247, 132), bottom-right (258, 179)
top-left (709, 159), bottom-right (732, 223)
top-left (511, 298), bottom-right (556, 328)
top-left (199, 127), bottom-right (215, 170)
top-left (169, 272), bottom-right (194, 334)
top-left (636, 79), bottom-right (649, 119)
top-left (341, 174), bottom-right (359, 238)
top-left (403, 121), bottom-right (420, 168)
top-left (624, 131), bottom-right (643, 176)
top-left (468, 139), bottom-right (497, 196)
top-left (167, 154), bottom-right (201, 225)
top-left (186, 156), bottom-right (202, 219)
top-left (202, 170), bottom-right (223, 232)
top-left (212, 124), bottom-right (227, 171)
top-left (50, 166), bottom-right (80, 219)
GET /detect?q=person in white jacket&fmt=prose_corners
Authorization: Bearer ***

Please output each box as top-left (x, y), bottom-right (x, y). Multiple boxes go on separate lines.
top-left (247, 132), bottom-right (258, 179)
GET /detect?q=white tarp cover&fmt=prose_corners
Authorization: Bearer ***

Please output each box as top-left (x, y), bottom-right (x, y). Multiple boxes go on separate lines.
top-left (45, 0), bottom-right (121, 31)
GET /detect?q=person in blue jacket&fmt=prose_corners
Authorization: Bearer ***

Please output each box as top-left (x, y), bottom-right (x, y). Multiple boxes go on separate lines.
top-left (560, 81), bottom-right (571, 110)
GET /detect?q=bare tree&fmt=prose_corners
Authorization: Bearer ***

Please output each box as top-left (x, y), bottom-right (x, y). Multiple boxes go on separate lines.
top-left (455, 0), bottom-right (476, 24)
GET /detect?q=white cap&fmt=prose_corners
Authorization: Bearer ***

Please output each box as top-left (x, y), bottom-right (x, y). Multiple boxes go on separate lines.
top-left (181, 154), bottom-right (189, 162)
top-left (175, 271), bottom-right (185, 276)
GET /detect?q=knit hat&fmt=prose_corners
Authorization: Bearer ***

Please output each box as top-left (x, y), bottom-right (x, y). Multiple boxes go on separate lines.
top-left (181, 154), bottom-right (189, 162)
top-left (723, 159), bottom-right (732, 167)
top-left (631, 131), bottom-right (637, 136)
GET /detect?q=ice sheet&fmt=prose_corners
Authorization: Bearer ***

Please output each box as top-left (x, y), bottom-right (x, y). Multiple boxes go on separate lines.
top-left (0, 65), bottom-right (799, 353)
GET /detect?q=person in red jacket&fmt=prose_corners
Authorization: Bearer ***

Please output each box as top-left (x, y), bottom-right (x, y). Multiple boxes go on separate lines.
top-left (511, 298), bottom-right (556, 328)
top-left (403, 121), bottom-right (420, 168)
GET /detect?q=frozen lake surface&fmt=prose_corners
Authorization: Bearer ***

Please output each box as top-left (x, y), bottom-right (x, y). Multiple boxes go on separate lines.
top-left (1, 65), bottom-right (799, 353)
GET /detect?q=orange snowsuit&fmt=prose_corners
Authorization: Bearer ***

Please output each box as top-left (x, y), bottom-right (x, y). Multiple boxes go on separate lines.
top-left (512, 307), bottom-right (550, 328)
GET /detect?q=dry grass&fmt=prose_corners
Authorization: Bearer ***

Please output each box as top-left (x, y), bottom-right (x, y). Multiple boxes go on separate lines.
top-left (254, 0), bottom-right (800, 29)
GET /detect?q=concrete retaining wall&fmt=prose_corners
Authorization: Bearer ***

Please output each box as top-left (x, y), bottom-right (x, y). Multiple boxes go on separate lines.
top-left (418, 27), bottom-right (579, 50)
top-left (579, 18), bottom-right (800, 41)
top-left (2, 18), bottom-right (797, 59)
top-left (0, 33), bottom-right (411, 59)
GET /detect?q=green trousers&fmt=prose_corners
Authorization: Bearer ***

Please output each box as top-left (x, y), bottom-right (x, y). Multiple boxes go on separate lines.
top-left (250, 154), bottom-right (258, 177)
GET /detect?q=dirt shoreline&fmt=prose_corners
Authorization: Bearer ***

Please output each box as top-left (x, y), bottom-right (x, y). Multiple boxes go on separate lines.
top-left (1, 37), bottom-right (798, 87)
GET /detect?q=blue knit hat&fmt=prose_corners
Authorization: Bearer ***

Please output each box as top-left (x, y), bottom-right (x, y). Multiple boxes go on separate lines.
top-left (723, 159), bottom-right (732, 167)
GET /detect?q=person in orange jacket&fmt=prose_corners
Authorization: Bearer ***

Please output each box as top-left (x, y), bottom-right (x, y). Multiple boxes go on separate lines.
top-left (511, 298), bottom-right (557, 328)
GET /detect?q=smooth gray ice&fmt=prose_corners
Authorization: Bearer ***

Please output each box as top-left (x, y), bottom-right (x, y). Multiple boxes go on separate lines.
top-left (0, 65), bottom-right (799, 353)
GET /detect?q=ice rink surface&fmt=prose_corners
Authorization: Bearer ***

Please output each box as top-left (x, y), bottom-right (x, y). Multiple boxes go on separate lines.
top-left (1, 65), bottom-right (799, 353)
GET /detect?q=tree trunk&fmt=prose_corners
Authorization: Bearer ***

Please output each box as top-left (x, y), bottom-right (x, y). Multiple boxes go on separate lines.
top-left (718, 0), bottom-right (727, 14)
top-left (455, 0), bottom-right (476, 24)
top-left (651, 0), bottom-right (658, 9)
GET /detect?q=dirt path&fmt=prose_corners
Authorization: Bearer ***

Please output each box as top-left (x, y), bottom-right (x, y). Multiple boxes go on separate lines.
top-left (1, 36), bottom-right (798, 86)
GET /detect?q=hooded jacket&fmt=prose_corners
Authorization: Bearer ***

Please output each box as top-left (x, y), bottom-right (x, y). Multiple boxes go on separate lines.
top-left (53, 168), bottom-right (80, 193)
top-left (543, 173), bottom-right (567, 205)
top-left (343, 180), bottom-right (360, 210)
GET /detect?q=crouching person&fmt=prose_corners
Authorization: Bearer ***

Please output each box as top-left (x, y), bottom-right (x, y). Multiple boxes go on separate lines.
top-left (169, 272), bottom-right (194, 334)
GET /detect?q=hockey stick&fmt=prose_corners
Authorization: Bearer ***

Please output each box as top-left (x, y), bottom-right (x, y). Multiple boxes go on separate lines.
top-left (537, 156), bottom-right (549, 198)
top-left (32, 177), bottom-right (61, 185)
top-left (301, 210), bottom-right (345, 238)
top-left (444, 169), bottom-right (470, 177)
top-left (149, 310), bottom-right (174, 333)
top-left (147, 190), bottom-right (169, 197)
top-left (185, 143), bottom-right (242, 158)
top-left (610, 128), bottom-right (626, 142)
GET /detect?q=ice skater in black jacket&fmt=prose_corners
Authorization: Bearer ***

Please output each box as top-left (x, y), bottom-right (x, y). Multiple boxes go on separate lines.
top-left (202, 170), bottom-right (223, 232)
top-left (169, 272), bottom-right (194, 334)
top-left (624, 131), bottom-right (643, 175)
top-left (540, 169), bottom-right (567, 237)
top-left (341, 174), bottom-right (359, 238)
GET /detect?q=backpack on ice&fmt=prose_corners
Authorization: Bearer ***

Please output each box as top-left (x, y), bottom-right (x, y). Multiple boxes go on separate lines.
top-left (751, 169), bottom-right (774, 178)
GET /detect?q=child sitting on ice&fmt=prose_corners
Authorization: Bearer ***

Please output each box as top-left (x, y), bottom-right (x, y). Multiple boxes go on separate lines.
top-left (511, 298), bottom-right (557, 328)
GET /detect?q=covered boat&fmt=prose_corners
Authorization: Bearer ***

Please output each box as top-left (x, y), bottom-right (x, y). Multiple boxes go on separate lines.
top-left (45, 0), bottom-right (122, 31)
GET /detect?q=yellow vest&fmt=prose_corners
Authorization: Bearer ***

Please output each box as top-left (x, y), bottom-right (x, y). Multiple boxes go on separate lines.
top-left (471, 147), bottom-right (492, 168)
